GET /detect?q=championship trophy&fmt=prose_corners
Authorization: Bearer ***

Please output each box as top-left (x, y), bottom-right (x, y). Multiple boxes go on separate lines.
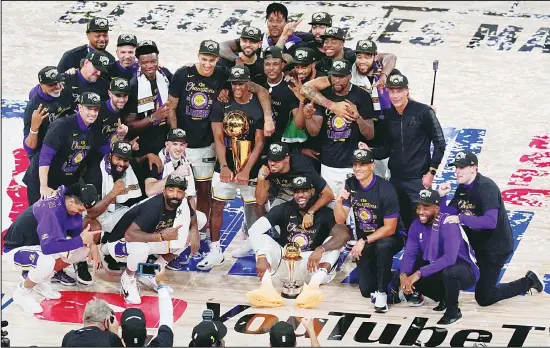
top-left (222, 110), bottom-right (252, 173)
top-left (281, 242), bottom-right (303, 299)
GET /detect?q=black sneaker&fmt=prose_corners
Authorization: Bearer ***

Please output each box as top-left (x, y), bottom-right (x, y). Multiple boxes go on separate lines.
top-left (433, 300), bottom-right (447, 312)
top-left (436, 309), bottom-right (462, 327)
top-left (526, 270), bottom-right (543, 293)
top-left (406, 292), bottom-right (425, 307)
top-left (51, 270), bottom-right (77, 286)
top-left (102, 254), bottom-right (121, 274)
top-left (75, 262), bottom-right (93, 285)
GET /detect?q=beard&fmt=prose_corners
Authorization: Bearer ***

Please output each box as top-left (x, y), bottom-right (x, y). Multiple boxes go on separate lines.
top-left (110, 161), bottom-right (127, 181)
top-left (165, 196), bottom-right (182, 209)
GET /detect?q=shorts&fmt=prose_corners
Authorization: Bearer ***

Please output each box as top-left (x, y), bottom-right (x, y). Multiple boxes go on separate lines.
top-left (97, 206), bottom-right (131, 234)
top-left (4, 245), bottom-right (88, 270)
top-left (211, 172), bottom-right (256, 203)
top-left (321, 164), bottom-right (354, 208)
top-left (186, 144), bottom-right (217, 181)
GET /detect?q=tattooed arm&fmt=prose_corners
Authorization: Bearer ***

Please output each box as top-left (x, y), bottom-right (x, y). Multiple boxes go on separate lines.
top-left (167, 95), bottom-right (179, 129)
top-left (301, 82), bottom-right (353, 119)
top-left (219, 38), bottom-right (241, 61)
top-left (247, 81), bottom-right (275, 136)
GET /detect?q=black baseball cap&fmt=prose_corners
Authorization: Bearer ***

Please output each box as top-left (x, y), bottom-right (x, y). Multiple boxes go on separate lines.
top-left (227, 66), bottom-right (251, 82)
top-left (320, 27), bottom-right (345, 41)
top-left (120, 308), bottom-right (147, 347)
top-left (66, 179), bottom-right (99, 209)
top-left (328, 59), bottom-right (352, 76)
top-left (85, 50), bottom-right (111, 73)
top-left (450, 151), bottom-right (478, 168)
top-left (86, 17), bottom-right (110, 33)
top-left (266, 142), bottom-right (289, 161)
top-left (291, 48), bottom-right (315, 66)
top-left (355, 39), bottom-right (377, 54)
top-left (291, 176), bottom-right (314, 190)
top-left (110, 141), bottom-right (133, 160)
top-left (198, 40), bottom-right (220, 57)
top-left (264, 46), bottom-right (284, 60)
top-left (79, 92), bottom-right (102, 107)
top-left (190, 320), bottom-right (228, 347)
top-left (240, 26), bottom-right (262, 42)
top-left (352, 149), bottom-right (375, 164)
top-left (416, 189), bottom-right (441, 206)
top-left (38, 66), bottom-right (65, 85)
top-left (135, 40), bottom-right (159, 58)
top-left (266, 2), bottom-right (288, 20)
top-left (117, 33), bottom-right (138, 47)
top-left (166, 173), bottom-right (188, 190)
top-left (386, 72), bottom-right (409, 88)
top-left (270, 322), bottom-right (296, 347)
top-left (110, 77), bottom-right (131, 95)
top-left (309, 12), bottom-right (332, 26)
top-left (166, 128), bottom-right (188, 142)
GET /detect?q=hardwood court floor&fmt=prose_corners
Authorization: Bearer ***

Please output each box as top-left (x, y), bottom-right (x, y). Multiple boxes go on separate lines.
top-left (2, 1), bottom-right (550, 347)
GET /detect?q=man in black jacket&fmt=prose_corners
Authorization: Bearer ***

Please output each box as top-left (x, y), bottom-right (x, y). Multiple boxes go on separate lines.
top-left (371, 71), bottom-right (446, 230)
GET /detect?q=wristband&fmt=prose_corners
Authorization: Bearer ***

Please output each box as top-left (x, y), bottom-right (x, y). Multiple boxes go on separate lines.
top-left (157, 284), bottom-right (167, 291)
top-left (221, 164), bottom-right (228, 170)
top-left (29, 128), bottom-right (39, 134)
top-left (318, 246), bottom-right (326, 253)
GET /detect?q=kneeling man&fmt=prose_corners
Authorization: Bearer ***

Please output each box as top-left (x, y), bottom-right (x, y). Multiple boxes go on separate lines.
top-left (246, 176), bottom-right (350, 309)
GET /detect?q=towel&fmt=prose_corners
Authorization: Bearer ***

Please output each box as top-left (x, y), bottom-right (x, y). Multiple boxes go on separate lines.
top-left (351, 61), bottom-right (391, 116)
top-left (100, 155), bottom-right (142, 212)
top-left (137, 69), bottom-right (169, 115)
top-left (169, 198), bottom-right (192, 249)
top-left (158, 148), bottom-right (196, 197)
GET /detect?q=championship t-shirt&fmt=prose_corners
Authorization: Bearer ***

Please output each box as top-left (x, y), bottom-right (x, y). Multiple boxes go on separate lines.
top-left (64, 70), bottom-right (110, 110)
top-left (267, 154), bottom-right (327, 198)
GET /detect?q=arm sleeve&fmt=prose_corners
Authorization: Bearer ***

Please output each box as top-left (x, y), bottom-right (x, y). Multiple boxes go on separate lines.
top-left (38, 144), bottom-right (58, 167)
top-left (459, 209), bottom-right (498, 230)
top-left (249, 217), bottom-right (274, 256)
top-left (342, 180), bottom-right (352, 208)
top-left (399, 223), bottom-right (421, 275)
top-left (425, 108), bottom-right (446, 168)
top-left (381, 183), bottom-right (400, 219)
top-left (157, 287), bottom-right (174, 330)
top-left (57, 51), bottom-right (72, 73)
top-left (35, 209), bottom-right (84, 254)
top-left (419, 223), bottom-right (461, 277)
top-left (168, 67), bottom-right (185, 98)
top-left (209, 101), bottom-right (225, 123)
top-left (439, 194), bottom-right (460, 214)
top-left (310, 168), bottom-right (328, 194)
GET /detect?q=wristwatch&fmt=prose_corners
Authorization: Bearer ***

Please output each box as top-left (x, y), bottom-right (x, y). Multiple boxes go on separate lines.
top-left (306, 211), bottom-right (315, 217)
top-left (428, 169), bottom-right (437, 176)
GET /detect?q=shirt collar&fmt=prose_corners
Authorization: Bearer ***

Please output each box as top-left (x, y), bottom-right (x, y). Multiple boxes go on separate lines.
top-left (37, 85), bottom-right (54, 101)
top-left (77, 70), bottom-right (90, 85)
top-left (106, 99), bottom-right (119, 114)
top-left (76, 112), bottom-right (91, 131)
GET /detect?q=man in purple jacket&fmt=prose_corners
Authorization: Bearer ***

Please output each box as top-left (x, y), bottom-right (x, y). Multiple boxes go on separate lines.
top-left (3, 181), bottom-right (102, 314)
top-left (399, 188), bottom-right (479, 327)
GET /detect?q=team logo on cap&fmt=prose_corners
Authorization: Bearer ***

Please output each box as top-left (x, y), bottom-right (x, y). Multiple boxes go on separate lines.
top-left (325, 27), bottom-right (338, 35)
top-left (313, 12), bottom-right (326, 21)
top-left (171, 174), bottom-right (186, 183)
top-left (270, 143), bottom-right (283, 154)
top-left (456, 152), bottom-right (466, 160)
top-left (114, 78), bottom-right (128, 89)
top-left (45, 69), bottom-right (58, 79)
top-left (174, 129), bottom-right (186, 137)
top-left (389, 74), bottom-right (404, 84)
top-left (419, 190), bottom-right (432, 199)
top-left (354, 149), bottom-right (368, 159)
top-left (120, 34), bottom-right (135, 42)
top-left (94, 18), bottom-right (108, 28)
top-left (359, 40), bottom-right (373, 49)
top-left (140, 40), bottom-right (154, 47)
top-left (89, 93), bottom-right (100, 103)
top-left (117, 142), bottom-right (131, 153)
top-left (204, 40), bottom-right (218, 51)
top-left (333, 60), bottom-right (346, 71)
top-left (99, 55), bottom-right (110, 66)
top-left (245, 27), bottom-right (258, 36)
top-left (293, 176), bottom-right (306, 186)
top-left (232, 67), bottom-right (245, 77)
top-left (295, 49), bottom-right (308, 60)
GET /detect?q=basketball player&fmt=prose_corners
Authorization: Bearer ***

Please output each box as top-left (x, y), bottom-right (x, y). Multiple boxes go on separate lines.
top-left (298, 59), bottom-right (375, 206)
top-left (293, 12), bottom-right (333, 62)
top-left (246, 176), bottom-right (349, 309)
top-left (108, 34), bottom-right (139, 81)
top-left (334, 148), bottom-right (406, 313)
top-left (57, 17), bottom-right (115, 73)
top-left (399, 189), bottom-right (480, 326)
top-left (315, 27), bottom-right (356, 75)
top-left (107, 173), bottom-right (205, 304)
top-left (439, 152), bottom-right (544, 307)
top-left (3, 181), bottom-right (101, 313)
top-left (217, 26), bottom-right (264, 78)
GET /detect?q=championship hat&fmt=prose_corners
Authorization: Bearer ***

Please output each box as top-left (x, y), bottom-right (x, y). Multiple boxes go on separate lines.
top-left (270, 322), bottom-right (296, 347)
top-left (86, 17), bottom-right (110, 33)
top-left (166, 128), bottom-right (188, 142)
top-left (79, 92), bottom-right (102, 107)
top-left (120, 308), bottom-right (147, 347)
top-left (109, 77), bottom-right (131, 95)
top-left (386, 72), bottom-right (409, 88)
top-left (38, 66), bottom-right (65, 85)
top-left (189, 320), bottom-right (228, 347)
top-left (110, 141), bottom-right (133, 160)
top-left (135, 40), bottom-right (159, 58)
top-left (320, 27), bottom-right (345, 41)
top-left (309, 12), bottom-right (332, 26)
top-left (240, 26), bottom-right (262, 42)
top-left (355, 39), bottom-right (377, 54)
top-left (416, 189), bottom-right (441, 206)
top-left (227, 66), bottom-right (251, 82)
top-left (328, 58), bottom-right (352, 76)
top-left (198, 40), bottom-right (220, 57)
top-left (266, 142), bottom-right (290, 161)
top-left (352, 149), bottom-right (375, 164)
top-left (291, 176), bottom-right (314, 190)
top-left (117, 34), bottom-right (138, 47)
top-left (450, 151), bottom-right (478, 168)
top-left (165, 173), bottom-right (188, 190)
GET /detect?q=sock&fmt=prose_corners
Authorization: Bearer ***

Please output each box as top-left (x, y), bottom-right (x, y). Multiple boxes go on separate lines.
top-left (20, 281), bottom-right (33, 292)
top-left (309, 269), bottom-right (328, 288)
top-left (261, 271), bottom-right (274, 288)
top-left (155, 256), bottom-right (168, 270)
top-left (211, 241), bottom-right (221, 250)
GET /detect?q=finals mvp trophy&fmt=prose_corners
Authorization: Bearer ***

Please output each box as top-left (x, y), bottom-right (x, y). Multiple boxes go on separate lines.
top-left (223, 111), bottom-right (252, 174)
top-left (281, 242), bottom-right (303, 299)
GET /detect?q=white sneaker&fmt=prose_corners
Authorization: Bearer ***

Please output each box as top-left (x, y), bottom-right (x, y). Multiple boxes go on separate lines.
top-left (200, 228), bottom-right (210, 241)
top-left (121, 272), bottom-right (141, 304)
top-left (13, 282), bottom-right (43, 314)
top-left (138, 276), bottom-right (174, 294)
top-left (197, 244), bottom-right (225, 271)
top-left (374, 291), bottom-right (389, 313)
top-left (34, 281), bottom-right (61, 300)
top-left (231, 238), bottom-right (254, 258)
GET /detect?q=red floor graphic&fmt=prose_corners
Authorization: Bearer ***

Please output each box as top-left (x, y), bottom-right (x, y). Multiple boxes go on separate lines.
top-left (2, 148), bottom-right (29, 251)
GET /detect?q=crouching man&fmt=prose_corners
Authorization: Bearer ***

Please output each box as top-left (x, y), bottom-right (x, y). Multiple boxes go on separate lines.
top-left (246, 176), bottom-right (350, 309)
top-left (3, 181), bottom-right (102, 313)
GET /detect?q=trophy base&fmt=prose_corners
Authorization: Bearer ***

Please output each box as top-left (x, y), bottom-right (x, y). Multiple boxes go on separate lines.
top-left (281, 286), bottom-right (303, 299)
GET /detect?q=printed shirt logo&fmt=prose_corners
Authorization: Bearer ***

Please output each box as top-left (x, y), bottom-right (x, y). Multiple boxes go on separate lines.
top-left (327, 111), bottom-right (351, 141)
top-left (295, 50), bottom-right (308, 60)
top-left (389, 74), bottom-right (404, 84)
top-left (333, 60), bottom-right (346, 71)
top-left (270, 143), bottom-right (283, 154)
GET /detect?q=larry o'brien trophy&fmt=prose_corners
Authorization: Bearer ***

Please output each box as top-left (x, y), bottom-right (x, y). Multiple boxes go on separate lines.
top-left (222, 110), bottom-right (251, 173)
top-left (281, 242), bottom-right (303, 299)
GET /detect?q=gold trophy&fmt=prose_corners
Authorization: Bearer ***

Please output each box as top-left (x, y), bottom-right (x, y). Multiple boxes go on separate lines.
top-left (222, 110), bottom-right (252, 173)
top-left (281, 242), bottom-right (304, 299)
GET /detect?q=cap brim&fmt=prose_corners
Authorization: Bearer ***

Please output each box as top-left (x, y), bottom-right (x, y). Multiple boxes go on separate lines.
top-left (92, 64), bottom-right (109, 73)
top-left (385, 85), bottom-right (408, 89)
top-left (290, 58), bottom-right (313, 66)
top-left (240, 35), bottom-right (261, 42)
top-left (198, 50), bottom-right (219, 57)
top-left (328, 71), bottom-right (349, 76)
top-left (415, 198), bottom-right (438, 206)
top-left (81, 103), bottom-right (102, 108)
top-left (353, 159), bottom-right (374, 164)
top-left (228, 77), bottom-right (250, 82)
top-left (266, 154), bottom-right (287, 161)
top-left (112, 152), bottom-right (133, 160)
top-left (321, 35), bottom-right (344, 41)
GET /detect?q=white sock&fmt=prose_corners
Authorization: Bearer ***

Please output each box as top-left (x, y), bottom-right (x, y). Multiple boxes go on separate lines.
top-left (20, 281), bottom-right (33, 292)
top-left (155, 256), bottom-right (168, 270)
top-left (309, 269), bottom-right (328, 288)
top-left (261, 271), bottom-right (274, 288)
top-left (211, 241), bottom-right (221, 250)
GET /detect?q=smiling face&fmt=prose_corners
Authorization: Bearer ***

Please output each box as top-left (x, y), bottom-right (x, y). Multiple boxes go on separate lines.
top-left (165, 140), bottom-right (187, 160)
top-left (110, 154), bottom-right (130, 180)
top-left (42, 81), bottom-right (63, 98)
top-left (311, 24), bottom-right (328, 42)
top-left (323, 38), bottom-right (344, 57)
top-left (416, 203), bottom-right (439, 225)
top-left (87, 31), bottom-right (109, 50)
top-left (455, 165), bottom-right (477, 185)
top-left (78, 104), bottom-right (100, 126)
top-left (240, 38), bottom-right (260, 58)
top-left (388, 87), bottom-right (409, 108)
top-left (197, 53), bottom-right (219, 76)
top-left (352, 161), bottom-right (374, 181)
top-left (264, 57), bottom-right (284, 81)
top-left (138, 53), bottom-right (159, 79)
top-left (116, 45), bottom-right (136, 68)
top-left (293, 188), bottom-right (314, 209)
top-left (355, 53), bottom-right (376, 74)
top-left (108, 91), bottom-right (129, 110)
top-left (164, 186), bottom-right (186, 209)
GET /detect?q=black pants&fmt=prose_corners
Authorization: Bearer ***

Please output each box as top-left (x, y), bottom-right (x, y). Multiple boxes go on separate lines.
top-left (474, 252), bottom-right (531, 307)
top-left (413, 259), bottom-right (477, 317)
top-left (390, 178), bottom-right (424, 231)
top-left (356, 233), bottom-right (404, 297)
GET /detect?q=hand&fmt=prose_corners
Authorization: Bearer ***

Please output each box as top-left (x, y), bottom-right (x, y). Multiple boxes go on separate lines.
top-left (422, 172), bottom-right (435, 189)
top-left (88, 243), bottom-right (101, 271)
top-left (307, 247), bottom-right (323, 272)
top-left (155, 267), bottom-right (167, 286)
top-left (256, 256), bottom-right (271, 278)
top-left (358, 141), bottom-right (370, 150)
top-left (281, 16), bottom-right (303, 38)
top-left (129, 136), bottom-right (140, 151)
top-left (217, 89), bottom-right (230, 103)
top-left (300, 148), bottom-right (320, 160)
top-left (234, 57), bottom-right (244, 66)
top-left (160, 224), bottom-right (182, 241)
top-left (287, 75), bottom-right (304, 100)
top-left (344, 99), bottom-right (360, 122)
top-left (234, 168), bottom-right (250, 186)
top-left (301, 317), bottom-right (316, 336)
top-left (337, 188), bottom-right (350, 202)
top-left (406, 272), bottom-right (421, 292)
top-left (40, 185), bottom-right (55, 199)
top-left (80, 224), bottom-right (103, 245)
top-left (65, 68), bottom-right (77, 75)
top-left (444, 215), bottom-right (460, 224)
top-left (399, 273), bottom-right (409, 292)
top-left (30, 104), bottom-right (48, 131)
top-left (350, 238), bottom-right (366, 259)
top-left (329, 101), bottom-right (354, 120)
top-left (220, 166), bottom-right (234, 183)
top-left (438, 182), bottom-right (451, 197)
top-left (116, 118), bottom-right (128, 139)
top-left (107, 315), bottom-right (120, 335)
top-left (375, 73), bottom-right (387, 88)
top-left (186, 231), bottom-right (200, 256)
top-left (111, 179), bottom-right (127, 196)
top-left (175, 162), bottom-right (191, 176)
top-left (153, 103), bottom-right (170, 121)
top-left (303, 101), bottom-right (315, 118)
top-left (264, 117), bottom-right (275, 137)
top-left (146, 153), bottom-right (163, 171)
top-left (301, 212), bottom-right (314, 229)
top-left (258, 165), bottom-right (271, 179)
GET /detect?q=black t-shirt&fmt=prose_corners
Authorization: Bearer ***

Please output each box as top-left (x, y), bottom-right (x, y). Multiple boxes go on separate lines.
top-left (251, 74), bottom-right (299, 145)
top-left (63, 70), bottom-right (110, 110)
top-left (209, 95), bottom-right (265, 176)
top-left (293, 40), bottom-right (326, 63)
top-left (449, 173), bottom-right (514, 256)
top-left (217, 57), bottom-right (265, 81)
top-left (314, 85), bottom-right (374, 168)
top-left (267, 154), bottom-right (327, 198)
top-left (168, 65), bottom-right (230, 148)
top-left (147, 325), bottom-right (174, 347)
top-left (62, 326), bottom-right (123, 347)
top-left (123, 68), bottom-right (173, 157)
top-left (3, 206), bottom-right (40, 250)
top-left (57, 45), bottom-right (116, 74)
top-left (107, 61), bottom-right (139, 81)
top-left (343, 175), bottom-right (404, 239)
top-left (265, 201), bottom-right (335, 251)
top-left (316, 48), bottom-right (356, 74)
top-left (93, 100), bottom-right (121, 146)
